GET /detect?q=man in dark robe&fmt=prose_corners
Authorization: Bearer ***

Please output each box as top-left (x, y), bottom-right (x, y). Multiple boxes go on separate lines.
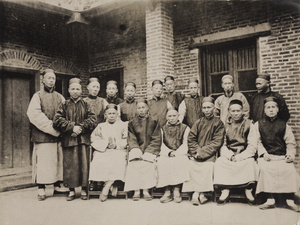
top-left (164, 75), bottom-right (184, 111)
top-left (148, 79), bottom-right (173, 128)
top-left (83, 77), bottom-right (108, 125)
top-left (182, 97), bottom-right (225, 205)
top-left (178, 78), bottom-right (204, 128)
top-left (105, 80), bottom-right (124, 104)
top-left (250, 73), bottom-right (290, 122)
top-left (53, 78), bottom-right (96, 201)
top-left (124, 99), bottom-right (162, 201)
top-left (119, 82), bottom-right (138, 121)
top-left (253, 96), bottom-right (299, 211)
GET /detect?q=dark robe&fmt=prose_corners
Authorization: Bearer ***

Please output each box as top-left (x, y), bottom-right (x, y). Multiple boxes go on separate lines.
top-left (250, 90), bottom-right (290, 122)
top-left (165, 92), bottom-right (184, 111)
top-left (53, 97), bottom-right (96, 188)
top-left (105, 95), bottom-right (123, 104)
top-left (148, 96), bottom-right (168, 128)
top-left (31, 86), bottom-right (63, 143)
top-left (83, 95), bottom-right (106, 125)
top-left (188, 116), bottom-right (225, 162)
top-left (119, 97), bottom-right (137, 121)
top-left (162, 122), bottom-right (187, 150)
top-left (225, 117), bottom-right (251, 154)
top-left (183, 95), bottom-right (204, 128)
top-left (258, 117), bottom-right (287, 156)
top-left (127, 115), bottom-right (161, 156)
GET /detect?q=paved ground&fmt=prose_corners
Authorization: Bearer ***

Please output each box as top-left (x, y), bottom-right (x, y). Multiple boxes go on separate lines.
top-left (0, 186), bottom-right (299, 225)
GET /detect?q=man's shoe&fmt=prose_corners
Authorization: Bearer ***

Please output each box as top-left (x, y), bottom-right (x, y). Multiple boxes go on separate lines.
top-left (99, 193), bottom-right (108, 202)
top-left (160, 193), bottom-right (173, 203)
top-left (144, 194), bottom-right (152, 201)
top-left (174, 195), bottom-right (182, 203)
top-left (66, 195), bottom-right (75, 201)
top-left (132, 195), bottom-right (140, 201)
top-left (38, 195), bottom-right (46, 201)
top-left (217, 190), bottom-right (229, 205)
top-left (245, 189), bottom-right (255, 205)
top-left (80, 195), bottom-right (87, 200)
top-left (199, 194), bottom-right (208, 205)
top-left (191, 198), bottom-right (199, 206)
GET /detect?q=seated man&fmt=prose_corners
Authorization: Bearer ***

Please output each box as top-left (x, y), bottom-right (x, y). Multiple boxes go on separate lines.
top-left (182, 97), bottom-right (225, 205)
top-left (254, 96), bottom-right (299, 211)
top-left (156, 109), bottom-right (190, 203)
top-left (214, 99), bottom-right (257, 205)
top-left (89, 104), bottom-right (128, 202)
top-left (124, 99), bottom-right (162, 201)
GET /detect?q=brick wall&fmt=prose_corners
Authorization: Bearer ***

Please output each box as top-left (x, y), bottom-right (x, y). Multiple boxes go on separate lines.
top-left (173, 1), bottom-right (300, 171)
top-left (88, 3), bottom-right (147, 99)
top-left (0, 2), bottom-right (90, 95)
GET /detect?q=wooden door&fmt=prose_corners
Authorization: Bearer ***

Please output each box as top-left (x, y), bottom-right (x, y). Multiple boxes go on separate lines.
top-left (201, 38), bottom-right (258, 102)
top-left (0, 71), bottom-right (33, 169)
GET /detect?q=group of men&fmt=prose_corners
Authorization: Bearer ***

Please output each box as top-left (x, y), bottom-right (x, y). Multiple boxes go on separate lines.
top-left (26, 68), bottom-right (299, 211)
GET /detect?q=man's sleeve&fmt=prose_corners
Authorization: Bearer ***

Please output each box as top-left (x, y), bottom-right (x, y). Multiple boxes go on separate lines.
top-left (197, 120), bottom-right (225, 160)
top-left (144, 120), bottom-right (162, 156)
top-left (127, 121), bottom-right (141, 150)
top-left (277, 93), bottom-right (290, 122)
top-left (285, 124), bottom-right (296, 159)
top-left (53, 103), bottom-right (75, 133)
top-left (27, 93), bottom-right (60, 137)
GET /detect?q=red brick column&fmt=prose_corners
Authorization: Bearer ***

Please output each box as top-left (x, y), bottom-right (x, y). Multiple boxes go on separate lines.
top-left (146, 2), bottom-right (174, 96)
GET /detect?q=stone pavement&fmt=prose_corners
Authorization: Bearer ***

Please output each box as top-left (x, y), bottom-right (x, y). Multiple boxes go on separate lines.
top-left (0, 187), bottom-right (299, 225)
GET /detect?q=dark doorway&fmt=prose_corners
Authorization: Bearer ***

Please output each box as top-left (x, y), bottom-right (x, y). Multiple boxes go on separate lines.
top-left (91, 68), bottom-right (124, 99)
top-left (0, 70), bottom-right (35, 169)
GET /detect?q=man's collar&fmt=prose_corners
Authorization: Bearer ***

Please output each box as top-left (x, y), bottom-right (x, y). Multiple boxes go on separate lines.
top-left (153, 95), bottom-right (161, 101)
top-left (71, 97), bottom-right (82, 103)
top-left (205, 114), bottom-right (214, 120)
top-left (88, 95), bottom-right (97, 99)
top-left (224, 91), bottom-right (234, 97)
top-left (43, 85), bottom-right (55, 93)
top-left (126, 97), bottom-right (135, 103)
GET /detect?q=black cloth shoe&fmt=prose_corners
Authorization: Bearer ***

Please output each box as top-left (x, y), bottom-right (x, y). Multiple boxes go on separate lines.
top-left (37, 195), bottom-right (46, 201)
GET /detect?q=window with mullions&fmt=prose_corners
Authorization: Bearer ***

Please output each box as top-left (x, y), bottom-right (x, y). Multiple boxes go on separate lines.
top-left (200, 38), bottom-right (258, 103)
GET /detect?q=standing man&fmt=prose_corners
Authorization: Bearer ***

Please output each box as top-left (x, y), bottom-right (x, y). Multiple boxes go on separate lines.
top-left (148, 80), bottom-right (173, 128)
top-left (53, 78), bottom-right (96, 201)
top-left (182, 97), bottom-right (225, 205)
top-left (27, 69), bottom-right (65, 201)
top-left (119, 82), bottom-right (138, 121)
top-left (214, 74), bottom-right (250, 124)
top-left (178, 78), bottom-right (204, 128)
top-left (250, 73), bottom-right (290, 122)
top-left (164, 75), bottom-right (184, 111)
top-left (105, 80), bottom-right (124, 105)
top-left (84, 77), bottom-right (108, 125)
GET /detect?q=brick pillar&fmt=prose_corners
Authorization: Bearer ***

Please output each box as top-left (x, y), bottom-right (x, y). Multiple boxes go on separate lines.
top-left (146, 1), bottom-right (174, 97)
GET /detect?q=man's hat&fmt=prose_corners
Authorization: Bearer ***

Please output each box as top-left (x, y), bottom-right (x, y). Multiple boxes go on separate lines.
top-left (69, 78), bottom-right (81, 85)
top-left (88, 77), bottom-right (99, 84)
top-left (164, 75), bottom-right (175, 83)
top-left (107, 80), bottom-right (118, 86)
top-left (41, 68), bottom-right (55, 76)
top-left (264, 96), bottom-right (278, 105)
top-left (152, 79), bottom-right (163, 87)
top-left (202, 96), bottom-right (215, 104)
top-left (221, 74), bottom-right (233, 82)
top-left (125, 82), bottom-right (136, 89)
top-left (136, 98), bottom-right (148, 105)
top-left (105, 103), bottom-right (118, 111)
top-left (229, 99), bottom-right (243, 108)
top-left (188, 78), bottom-right (199, 85)
top-left (257, 73), bottom-right (271, 81)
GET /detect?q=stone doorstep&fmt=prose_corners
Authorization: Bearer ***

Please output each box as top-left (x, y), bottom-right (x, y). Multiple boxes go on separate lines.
top-left (0, 168), bottom-right (35, 192)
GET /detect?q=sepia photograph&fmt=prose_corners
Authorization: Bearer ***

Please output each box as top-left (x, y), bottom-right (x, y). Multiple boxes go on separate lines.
top-left (0, 0), bottom-right (300, 224)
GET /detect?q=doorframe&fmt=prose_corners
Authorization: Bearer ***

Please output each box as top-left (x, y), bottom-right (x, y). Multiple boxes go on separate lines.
top-left (0, 66), bottom-right (38, 174)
